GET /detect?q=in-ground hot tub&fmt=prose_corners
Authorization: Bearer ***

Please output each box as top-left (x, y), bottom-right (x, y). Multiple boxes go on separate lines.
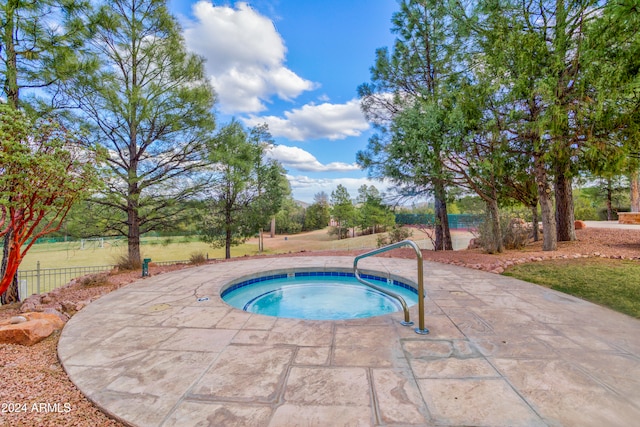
top-left (221, 269), bottom-right (419, 320)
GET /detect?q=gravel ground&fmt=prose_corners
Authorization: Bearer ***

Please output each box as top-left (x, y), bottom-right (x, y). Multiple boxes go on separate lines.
top-left (1, 227), bottom-right (639, 427)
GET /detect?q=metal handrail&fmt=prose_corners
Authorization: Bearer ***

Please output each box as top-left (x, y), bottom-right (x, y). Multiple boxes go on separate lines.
top-left (353, 239), bottom-right (428, 335)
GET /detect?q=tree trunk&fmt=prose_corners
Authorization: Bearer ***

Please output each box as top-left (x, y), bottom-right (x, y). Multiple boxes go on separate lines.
top-left (0, 275), bottom-right (19, 304)
top-left (4, 5), bottom-right (19, 108)
top-left (127, 117), bottom-right (141, 267)
top-left (225, 228), bottom-right (232, 259)
top-left (270, 217), bottom-right (276, 238)
top-left (605, 179), bottom-right (614, 221)
top-left (2, 10), bottom-right (20, 302)
top-left (433, 180), bottom-right (453, 251)
top-left (554, 167), bottom-right (576, 242)
top-left (487, 199), bottom-right (503, 254)
top-left (535, 155), bottom-right (557, 251)
top-left (225, 206), bottom-right (232, 259)
top-left (0, 231), bottom-right (20, 304)
top-left (530, 204), bottom-right (540, 242)
top-left (631, 171), bottom-right (640, 212)
top-left (127, 202), bottom-right (141, 268)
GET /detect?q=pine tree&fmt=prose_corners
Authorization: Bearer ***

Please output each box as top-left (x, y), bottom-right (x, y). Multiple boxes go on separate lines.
top-left (65, 0), bottom-right (216, 266)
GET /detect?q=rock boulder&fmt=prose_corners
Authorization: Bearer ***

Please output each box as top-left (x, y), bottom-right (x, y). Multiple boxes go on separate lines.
top-left (0, 312), bottom-right (65, 346)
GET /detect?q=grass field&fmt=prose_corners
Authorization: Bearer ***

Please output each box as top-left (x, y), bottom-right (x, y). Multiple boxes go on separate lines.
top-left (504, 258), bottom-right (640, 318)
top-left (20, 228), bottom-right (473, 271)
top-left (20, 236), bottom-right (258, 270)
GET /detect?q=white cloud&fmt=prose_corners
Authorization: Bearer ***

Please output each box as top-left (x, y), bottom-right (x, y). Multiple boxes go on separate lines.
top-left (287, 175), bottom-right (391, 203)
top-left (183, 1), bottom-right (316, 113)
top-left (267, 145), bottom-right (360, 172)
top-left (244, 99), bottom-right (369, 141)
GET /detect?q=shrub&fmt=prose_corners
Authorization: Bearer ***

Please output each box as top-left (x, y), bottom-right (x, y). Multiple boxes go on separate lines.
top-left (79, 273), bottom-right (110, 287)
top-left (388, 224), bottom-right (413, 243)
top-left (189, 251), bottom-right (207, 265)
top-left (377, 225), bottom-right (413, 247)
top-left (502, 217), bottom-right (531, 250)
top-left (328, 226), bottom-right (350, 239)
top-left (573, 197), bottom-right (598, 220)
top-left (476, 213), bottom-right (530, 253)
top-left (475, 216), bottom-right (500, 253)
top-left (113, 254), bottom-right (141, 271)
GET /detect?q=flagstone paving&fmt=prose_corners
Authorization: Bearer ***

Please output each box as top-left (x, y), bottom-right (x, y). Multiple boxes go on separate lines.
top-left (58, 256), bottom-right (640, 426)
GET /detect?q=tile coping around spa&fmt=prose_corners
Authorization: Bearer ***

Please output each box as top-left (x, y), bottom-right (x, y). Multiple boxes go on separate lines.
top-left (220, 269), bottom-right (419, 299)
top-left (58, 256), bottom-right (640, 427)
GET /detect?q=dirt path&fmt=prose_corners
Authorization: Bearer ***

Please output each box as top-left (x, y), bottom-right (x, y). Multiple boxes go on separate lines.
top-left (249, 227), bottom-right (474, 252)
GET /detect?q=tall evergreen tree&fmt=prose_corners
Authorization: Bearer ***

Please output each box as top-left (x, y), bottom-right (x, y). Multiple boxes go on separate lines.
top-left (358, 0), bottom-right (462, 250)
top-left (304, 192), bottom-right (331, 231)
top-left (582, 0), bottom-right (640, 211)
top-left (0, 0), bottom-right (93, 111)
top-left (355, 185), bottom-right (394, 234)
top-left (201, 121), bottom-right (288, 259)
top-left (475, 0), bottom-right (607, 248)
top-left (65, 0), bottom-right (216, 266)
top-left (330, 185), bottom-right (356, 239)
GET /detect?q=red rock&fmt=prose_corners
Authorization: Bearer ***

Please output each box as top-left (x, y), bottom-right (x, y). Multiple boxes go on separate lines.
top-left (61, 300), bottom-right (77, 313)
top-left (19, 302), bottom-right (37, 313)
top-left (75, 300), bottom-right (91, 311)
top-left (0, 312), bottom-right (65, 346)
top-left (22, 312), bottom-right (65, 327)
top-left (43, 308), bottom-right (69, 323)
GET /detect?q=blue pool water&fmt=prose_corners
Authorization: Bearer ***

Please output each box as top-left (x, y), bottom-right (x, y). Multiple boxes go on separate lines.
top-left (221, 271), bottom-right (418, 320)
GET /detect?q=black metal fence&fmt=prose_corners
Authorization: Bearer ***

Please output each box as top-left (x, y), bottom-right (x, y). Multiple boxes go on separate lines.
top-left (16, 262), bottom-right (116, 297)
top-left (15, 259), bottom-right (190, 299)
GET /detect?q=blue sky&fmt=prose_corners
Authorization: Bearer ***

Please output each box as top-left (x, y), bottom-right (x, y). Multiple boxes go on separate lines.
top-left (168, 1), bottom-right (399, 203)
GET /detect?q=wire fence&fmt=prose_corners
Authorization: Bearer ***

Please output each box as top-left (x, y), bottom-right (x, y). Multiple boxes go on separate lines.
top-left (14, 259), bottom-right (191, 300)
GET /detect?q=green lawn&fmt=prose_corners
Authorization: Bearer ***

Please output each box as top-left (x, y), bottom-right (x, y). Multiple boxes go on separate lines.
top-left (504, 258), bottom-right (640, 318)
top-left (20, 236), bottom-right (263, 271)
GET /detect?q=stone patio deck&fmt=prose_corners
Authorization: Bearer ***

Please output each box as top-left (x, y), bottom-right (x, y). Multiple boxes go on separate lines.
top-left (58, 256), bottom-right (640, 426)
